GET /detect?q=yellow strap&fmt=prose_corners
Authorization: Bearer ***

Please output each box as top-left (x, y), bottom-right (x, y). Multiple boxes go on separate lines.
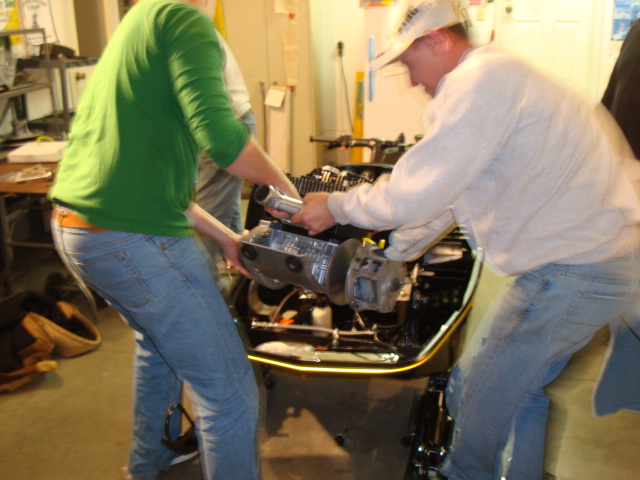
top-left (214, 0), bottom-right (226, 38)
top-left (36, 135), bottom-right (55, 144)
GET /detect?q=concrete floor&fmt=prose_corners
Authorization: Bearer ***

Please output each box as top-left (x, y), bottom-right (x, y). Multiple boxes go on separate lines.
top-left (1, 249), bottom-right (639, 480)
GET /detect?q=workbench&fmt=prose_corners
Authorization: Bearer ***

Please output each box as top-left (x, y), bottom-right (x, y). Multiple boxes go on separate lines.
top-left (0, 161), bottom-right (97, 320)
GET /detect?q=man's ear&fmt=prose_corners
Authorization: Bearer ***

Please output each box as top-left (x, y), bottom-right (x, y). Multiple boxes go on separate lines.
top-left (413, 32), bottom-right (436, 52)
top-left (428, 28), bottom-right (453, 52)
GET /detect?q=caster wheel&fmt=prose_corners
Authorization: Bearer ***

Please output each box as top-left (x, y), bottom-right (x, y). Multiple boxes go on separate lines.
top-left (334, 429), bottom-right (349, 447)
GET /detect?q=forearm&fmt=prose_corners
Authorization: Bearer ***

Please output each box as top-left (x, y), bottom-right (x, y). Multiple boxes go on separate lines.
top-left (188, 203), bottom-right (238, 249)
top-left (224, 137), bottom-right (300, 200)
top-left (187, 203), bottom-right (251, 277)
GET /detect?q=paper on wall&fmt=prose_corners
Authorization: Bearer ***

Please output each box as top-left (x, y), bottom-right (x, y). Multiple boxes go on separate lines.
top-left (266, 87), bottom-right (290, 172)
top-left (280, 22), bottom-right (299, 87)
top-left (275, 0), bottom-right (299, 16)
top-left (265, 85), bottom-right (287, 108)
top-left (18, 0), bottom-right (59, 44)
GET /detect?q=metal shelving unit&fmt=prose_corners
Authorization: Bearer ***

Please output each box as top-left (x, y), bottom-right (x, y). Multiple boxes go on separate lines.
top-left (0, 28), bottom-right (61, 139)
top-left (19, 56), bottom-right (98, 133)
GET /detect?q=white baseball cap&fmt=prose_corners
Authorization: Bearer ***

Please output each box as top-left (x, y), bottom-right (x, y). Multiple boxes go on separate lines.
top-left (370, 0), bottom-right (464, 70)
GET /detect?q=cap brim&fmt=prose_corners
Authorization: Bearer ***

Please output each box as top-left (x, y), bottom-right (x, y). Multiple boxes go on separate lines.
top-left (369, 18), bottom-right (465, 71)
top-left (369, 37), bottom-right (414, 70)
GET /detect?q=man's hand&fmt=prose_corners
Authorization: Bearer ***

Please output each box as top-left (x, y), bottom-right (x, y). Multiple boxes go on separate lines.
top-left (290, 192), bottom-right (336, 236)
top-left (221, 232), bottom-right (252, 279)
top-left (187, 203), bottom-right (253, 278)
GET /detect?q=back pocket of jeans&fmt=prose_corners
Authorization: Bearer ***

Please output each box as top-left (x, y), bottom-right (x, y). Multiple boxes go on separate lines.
top-left (81, 251), bottom-right (153, 309)
top-left (551, 291), bottom-right (625, 343)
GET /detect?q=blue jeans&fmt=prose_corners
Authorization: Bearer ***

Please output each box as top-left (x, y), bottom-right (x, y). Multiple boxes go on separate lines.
top-left (442, 248), bottom-right (639, 480)
top-left (51, 222), bottom-right (260, 480)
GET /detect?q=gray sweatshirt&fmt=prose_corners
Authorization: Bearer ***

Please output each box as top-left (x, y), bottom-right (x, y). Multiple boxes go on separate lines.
top-left (329, 45), bottom-right (639, 276)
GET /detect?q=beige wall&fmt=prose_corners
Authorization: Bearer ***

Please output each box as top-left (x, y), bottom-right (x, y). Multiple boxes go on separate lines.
top-left (222, 0), bottom-right (319, 176)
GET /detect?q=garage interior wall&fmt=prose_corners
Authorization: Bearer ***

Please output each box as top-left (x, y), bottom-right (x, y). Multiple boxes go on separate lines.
top-left (221, 0), bottom-right (319, 176)
top-left (31, 0), bottom-right (625, 173)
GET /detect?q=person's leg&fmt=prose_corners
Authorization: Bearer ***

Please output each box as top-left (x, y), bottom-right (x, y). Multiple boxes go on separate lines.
top-left (128, 332), bottom-right (183, 478)
top-left (137, 235), bottom-right (258, 480)
top-left (593, 290), bottom-right (640, 416)
top-left (52, 226), bottom-right (259, 480)
top-left (499, 355), bottom-right (570, 478)
top-left (52, 226), bottom-right (182, 479)
top-left (443, 251), bottom-right (639, 480)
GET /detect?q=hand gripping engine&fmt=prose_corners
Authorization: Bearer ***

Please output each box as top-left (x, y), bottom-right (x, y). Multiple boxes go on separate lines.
top-left (239, 185), bottom-right (407, 313)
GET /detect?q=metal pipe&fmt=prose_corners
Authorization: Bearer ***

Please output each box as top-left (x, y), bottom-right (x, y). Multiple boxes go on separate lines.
top-left (254, 185), bottom-right (303, 214)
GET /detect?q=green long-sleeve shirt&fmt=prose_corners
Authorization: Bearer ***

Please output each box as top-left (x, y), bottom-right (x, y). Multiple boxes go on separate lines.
top-left (50, 0), bottom-right (248, 236)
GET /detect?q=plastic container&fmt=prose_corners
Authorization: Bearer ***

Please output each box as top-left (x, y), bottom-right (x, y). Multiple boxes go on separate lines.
top-left (311, 296), bottom-right (332, 335)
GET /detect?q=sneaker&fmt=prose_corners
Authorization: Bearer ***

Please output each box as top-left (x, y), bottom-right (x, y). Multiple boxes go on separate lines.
top-left (121, 465), bottom-right (146, 480)
top-left (169, 450), bottom-right (199, 466)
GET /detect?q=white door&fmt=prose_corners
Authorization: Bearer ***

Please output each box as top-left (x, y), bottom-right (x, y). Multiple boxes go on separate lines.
top-left (492, 0), bottom-right (599, 102)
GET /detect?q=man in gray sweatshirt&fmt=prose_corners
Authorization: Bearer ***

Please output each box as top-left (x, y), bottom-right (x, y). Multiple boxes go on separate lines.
top-left (291, 1), bottom-right (640, 479)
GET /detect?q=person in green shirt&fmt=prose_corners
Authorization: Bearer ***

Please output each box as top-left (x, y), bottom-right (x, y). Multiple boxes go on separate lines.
top-left (50, 1), bottom-right (297, 479)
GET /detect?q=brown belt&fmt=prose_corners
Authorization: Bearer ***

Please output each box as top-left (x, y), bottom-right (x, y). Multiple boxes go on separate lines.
top-left (53, 207), bottom-right (109, 233)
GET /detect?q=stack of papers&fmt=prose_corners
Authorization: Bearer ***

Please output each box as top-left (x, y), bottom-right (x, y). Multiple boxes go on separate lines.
top-left (0, 165), bottom-right (54, 183)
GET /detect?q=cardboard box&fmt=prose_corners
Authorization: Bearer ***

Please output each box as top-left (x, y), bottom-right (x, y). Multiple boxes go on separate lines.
top-left (7, 140), bottom-right (67, 163)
